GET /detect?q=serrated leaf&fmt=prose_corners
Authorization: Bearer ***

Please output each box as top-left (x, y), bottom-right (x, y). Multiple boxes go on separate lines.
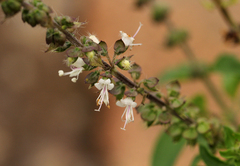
top-left (152, 132), bottom-right (185, 166)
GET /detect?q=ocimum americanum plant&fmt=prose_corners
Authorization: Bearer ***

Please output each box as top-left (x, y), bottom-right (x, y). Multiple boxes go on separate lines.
top-left (2, 0), bottom-right (240, 165)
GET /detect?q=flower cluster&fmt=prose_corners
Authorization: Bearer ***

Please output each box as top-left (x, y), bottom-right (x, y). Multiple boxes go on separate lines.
top-left (56, 23), bottom-right (143, 130)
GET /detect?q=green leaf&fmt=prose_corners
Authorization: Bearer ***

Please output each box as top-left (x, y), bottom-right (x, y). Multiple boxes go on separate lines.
top-left (224, 126), bottom-right (240, 149)
top-left (222, 74), bottom-right (240, 97)
top-left (213, 54), bottom-right (240, 97)
top-left (220, 149), bottom-right (239, 160)
top-left (191, 155), bottom-right (201, 166)
top-left (190, 94), bottom-right (207, 115)
top-left (200, 145), bottom-right (233, 166)
top-left (159, 64), bottom-right (193, 83)
top-left (152, 132), bottom-right (185, 166)
top-left (214, 53), bottom-right (240, 74)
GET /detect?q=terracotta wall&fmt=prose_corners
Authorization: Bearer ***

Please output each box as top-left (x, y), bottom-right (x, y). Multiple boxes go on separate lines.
top-left (0, 0), bottom-right (240, 166)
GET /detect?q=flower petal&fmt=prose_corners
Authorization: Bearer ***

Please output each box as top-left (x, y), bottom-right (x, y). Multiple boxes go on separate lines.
top-left (104, 79), bottom-right (111, 85)
top-left (94, 82), bottom-right (103, 90)
top-left (116, 100), bottom-right (126, 107)
top-left (72, 58), bottom-right (85, 68)
top-left (98, 78), bottom-right (105, 84)
top-left (107, 83), bottom-right (114, 90)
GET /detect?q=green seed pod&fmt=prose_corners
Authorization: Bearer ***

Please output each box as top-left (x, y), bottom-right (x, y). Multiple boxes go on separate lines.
top-left (53, 30), bottom-right (66, 46)
top-left (46, 28), bottom-right (54, 44)
top-left (27, 11), bottom-right (37, 27)
top-left (197, 118), bottom-right (210, 134)
top-left (183, 126), bottom-right (198, 140)
top-left (1, 0), bottom-right (21, 17)
top-left (33, 9), bottom-right (48, 26)
top-left (22, 9), bottom-right (29, 22)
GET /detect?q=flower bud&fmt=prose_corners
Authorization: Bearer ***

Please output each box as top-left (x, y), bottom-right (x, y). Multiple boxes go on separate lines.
top-left (26, 11), bottom-right (37, 27)
top-left (85, 51), bottom-right (103, 67)
top-left (86, 51), bottom-right (95, 60)
top-left (65, 57), bottom-right (78, 66)
top-left (117, 59), bottom-right (132, 70)
top-left (53, 31), bottom-right (66, 46)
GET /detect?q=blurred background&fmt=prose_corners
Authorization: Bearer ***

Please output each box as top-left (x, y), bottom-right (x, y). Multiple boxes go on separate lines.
top-left (1, 0), bottom-right (240, 165)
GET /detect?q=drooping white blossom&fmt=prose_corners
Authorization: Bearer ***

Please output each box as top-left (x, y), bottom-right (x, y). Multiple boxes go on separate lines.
top-left (94, 78), bottom-right (114, 111)
top-left (120, 22), bottom-right (143, 48)
top-left (58, 57), bottom-right (85, 83)
top-left (116, 97), bottom-right (137, 130)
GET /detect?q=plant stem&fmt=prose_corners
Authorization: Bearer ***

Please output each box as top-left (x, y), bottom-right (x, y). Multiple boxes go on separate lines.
top-left (164, 19), bottom-right (237, 125)
top-left (212, 0), bottom-right (240, 39)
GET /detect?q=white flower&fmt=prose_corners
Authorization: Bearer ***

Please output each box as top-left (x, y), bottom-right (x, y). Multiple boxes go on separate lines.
top-left (89, 34), bottom-right (100, 44)
top-left (58, 57), bottom-right (85, 83)
top-left (120, 22), bottom-right (143, 48)
top-left (94, 78), bottom-right (114, 111)
top-left (116, 97), bottom-right (137, 130)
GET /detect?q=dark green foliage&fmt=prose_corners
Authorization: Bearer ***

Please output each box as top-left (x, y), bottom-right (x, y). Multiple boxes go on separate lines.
top-left (152, 132), bottom-right (185, 166)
